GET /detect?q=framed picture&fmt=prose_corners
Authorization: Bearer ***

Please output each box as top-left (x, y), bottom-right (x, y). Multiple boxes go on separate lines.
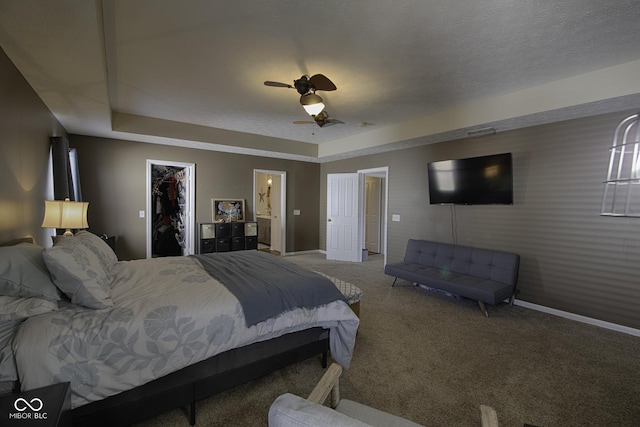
top-left (212, 198), bottom-right (246, 222)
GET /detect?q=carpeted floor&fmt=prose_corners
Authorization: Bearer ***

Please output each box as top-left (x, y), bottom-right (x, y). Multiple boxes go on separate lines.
top-left (135, 252), bottom-right (640, 426)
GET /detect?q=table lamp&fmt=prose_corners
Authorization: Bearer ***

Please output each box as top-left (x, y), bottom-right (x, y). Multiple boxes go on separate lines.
top-left (42, 198), bottom-right (89, 236)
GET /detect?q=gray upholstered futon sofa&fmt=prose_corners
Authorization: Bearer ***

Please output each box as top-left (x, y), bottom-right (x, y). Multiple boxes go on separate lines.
top-left (384, 239), bottom-right (520, 316)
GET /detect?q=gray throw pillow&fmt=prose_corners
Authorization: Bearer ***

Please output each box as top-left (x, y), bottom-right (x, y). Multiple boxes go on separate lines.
top-left (0, 243), bottom-right (60, 301)
top-left (0, 295), bottom-right (58, 321)
top-left (0, 319), bottom-right (23, 381)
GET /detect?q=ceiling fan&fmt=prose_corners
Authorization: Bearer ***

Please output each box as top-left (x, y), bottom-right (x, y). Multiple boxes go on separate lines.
top-left (264, 74), bottom-right (337, 94)
top-left (294, 111), bottom-right (344, 128)
top-left (264, 74), bottom-right (336, 116)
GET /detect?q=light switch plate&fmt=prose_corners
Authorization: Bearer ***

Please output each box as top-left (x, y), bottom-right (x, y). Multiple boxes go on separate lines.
top-left (392, 214), bottom-right (400, 222)
top-left (293, 209), bottom-right (301, 215)
top-left (139, 210), bottom-right (145, 218)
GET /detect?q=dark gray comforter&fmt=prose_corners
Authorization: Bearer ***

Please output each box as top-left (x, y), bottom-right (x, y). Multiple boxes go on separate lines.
top-left (193, 251), bottom-right (347, 326)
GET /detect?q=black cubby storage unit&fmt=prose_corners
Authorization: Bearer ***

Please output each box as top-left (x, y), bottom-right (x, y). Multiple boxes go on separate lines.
top-left (198, 222), bottom-right (258, 254)
top-left (244, 222), bottom-right (258, 250)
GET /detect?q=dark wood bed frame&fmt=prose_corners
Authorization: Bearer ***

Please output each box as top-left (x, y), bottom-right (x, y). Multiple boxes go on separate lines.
top-left (71, 327), bottom-right (329, 426)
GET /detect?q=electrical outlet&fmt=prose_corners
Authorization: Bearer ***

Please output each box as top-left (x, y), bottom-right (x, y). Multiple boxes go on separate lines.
top-left (293, 209), bottom-right (301, 215)
top-left (392, 214), bottom-right (400, 222)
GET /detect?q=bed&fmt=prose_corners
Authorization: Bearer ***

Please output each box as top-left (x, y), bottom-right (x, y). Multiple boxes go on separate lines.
top-left (0, 232), bottom-right (359, 426)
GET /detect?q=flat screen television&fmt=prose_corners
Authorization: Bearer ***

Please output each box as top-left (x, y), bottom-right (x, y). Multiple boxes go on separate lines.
top-left (427, 153), bottom-right (513, 205)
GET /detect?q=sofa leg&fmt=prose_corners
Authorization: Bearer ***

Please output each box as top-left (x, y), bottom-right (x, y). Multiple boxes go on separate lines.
top-left (391, 277), bottom-right (398, 287)
top-left (509, 289), bottom-right (521, 305)
top-left (477, 301), bottom-right (489, 317)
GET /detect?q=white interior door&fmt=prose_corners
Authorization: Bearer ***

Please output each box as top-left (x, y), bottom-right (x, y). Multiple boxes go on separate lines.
top-left (326, 173), bottom-right (362, 262)
top-left (270, 174), bottom-right (282, 253)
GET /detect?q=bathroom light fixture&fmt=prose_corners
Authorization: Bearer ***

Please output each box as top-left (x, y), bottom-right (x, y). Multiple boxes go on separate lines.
top-left (42, 198), bottom-right (89, 236)
top-left (300, 93), bottom-right (325, 116)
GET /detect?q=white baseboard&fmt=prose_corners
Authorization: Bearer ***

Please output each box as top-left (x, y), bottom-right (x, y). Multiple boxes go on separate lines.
top-left (286, 251), bottom-right (640, 337)
top-left (283, 249), bottom-right (322, 257)
top-left (514, 300), bottom-right (640, 338)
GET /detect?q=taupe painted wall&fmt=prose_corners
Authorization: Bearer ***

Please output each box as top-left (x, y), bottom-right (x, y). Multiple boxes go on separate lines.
top-left (69, 135), bottom-right (320, 260)
top-left (321, 110), bottom-right (640, 330)
top-left (0, 47), bottom-right (66, 244)
top-left (2, 41), bottom-right (639, 330)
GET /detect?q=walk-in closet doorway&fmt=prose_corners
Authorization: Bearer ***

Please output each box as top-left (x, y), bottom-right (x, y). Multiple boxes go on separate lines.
top-left (146, 160), bottom-right (195, 258)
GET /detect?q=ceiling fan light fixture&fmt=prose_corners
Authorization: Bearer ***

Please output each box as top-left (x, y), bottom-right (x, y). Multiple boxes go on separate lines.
top-left (300, 93), bottom-right (325, 116)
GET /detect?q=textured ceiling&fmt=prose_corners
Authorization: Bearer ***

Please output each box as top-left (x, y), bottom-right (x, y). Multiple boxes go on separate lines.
top-left (1, 0), bottom-right (639, 162)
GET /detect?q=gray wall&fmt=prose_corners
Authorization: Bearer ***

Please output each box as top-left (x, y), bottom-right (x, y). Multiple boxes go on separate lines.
top-left (0, 47), bottom-right (66, 244)
top-left (321, 111), bottom-right (640, 330)
top-left (70, 135), bottom-right (320, 260)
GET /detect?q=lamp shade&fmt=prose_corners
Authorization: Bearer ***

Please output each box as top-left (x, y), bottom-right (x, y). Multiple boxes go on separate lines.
top-left (42, 199), bottom-right (89, 236)
top-left (300, 93), bottom-right (325, 116)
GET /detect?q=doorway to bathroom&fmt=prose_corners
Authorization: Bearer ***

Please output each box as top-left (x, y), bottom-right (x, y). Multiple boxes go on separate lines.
top-left (253, 169), bottom-right (286, 254)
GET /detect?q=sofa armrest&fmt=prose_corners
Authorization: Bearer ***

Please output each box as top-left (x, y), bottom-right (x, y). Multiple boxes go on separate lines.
top-left (336, 399), bottom-right (425, 427)
top-left (269, 393), bottom-right (371, 427)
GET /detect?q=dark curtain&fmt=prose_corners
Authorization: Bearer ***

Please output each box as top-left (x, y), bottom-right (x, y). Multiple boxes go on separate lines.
top-left (50, 136), bottom-right (82, 201)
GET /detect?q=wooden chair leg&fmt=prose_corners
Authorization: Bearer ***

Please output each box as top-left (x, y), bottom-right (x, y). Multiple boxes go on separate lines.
top-left (307, 363), bottom-right (343, 407)
top-left (480, 405), bottom-right (499, 427)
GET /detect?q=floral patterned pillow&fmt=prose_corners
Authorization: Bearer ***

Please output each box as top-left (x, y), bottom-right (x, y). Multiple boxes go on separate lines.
top-left (43, 236), bottom-right (113, 309)
top-left (74, 231), bottom-right (118, 274)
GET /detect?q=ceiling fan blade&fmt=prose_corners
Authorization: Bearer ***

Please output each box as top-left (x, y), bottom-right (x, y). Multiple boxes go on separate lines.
top-left (319, 119), bottom-right (343, 127)
top-left (309, 74), bottom-right (336, 91)
top-left (264, 81), bottom-right (293, 88)
top-left (312, 118), bottom-right (343, 128)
